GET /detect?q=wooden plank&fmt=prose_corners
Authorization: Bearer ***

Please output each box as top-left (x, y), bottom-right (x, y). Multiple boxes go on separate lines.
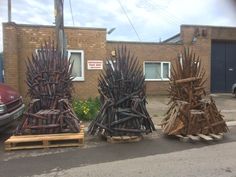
top-left (4, 125), bottom-right (85, 151)
top-left (175, 133), bottom-right (224, 143)
top-left (6, 129), bottom-right (84, 139)
top-left (6, 134), bottom-right (84, 143)
top-left (175, 135), bottom-right (190, 142)
top-left (107, 136), bottom-right (142, 143)
top-left (5, 143), bottom-right (84, 151)
top-left (171, 77), bottom-right (201, 84)
top-left (209, 133), bottom-right (223, 140)
top-left (187, 135), bottom-right (200, 141)
top-left (7, 125), bottom-right (84, 140)
top-left (6, 134), bottom-right (85, 144)
top-left (7, 132), bottom-right (84, 140)
top-left (197, 134), bottom-right (213, 141)
top-left (190, 110), bottom-right (204, 115)
top-left (5, 136), bottom-right (84, 151)
top-left (111, 136), bottom-right (122, 140)
top-left (194, 86), bottom-right (204, 91)
top-left (121, 136), bottom-right (130, 140)
top-left (6, 132), bottom-right (84, 140)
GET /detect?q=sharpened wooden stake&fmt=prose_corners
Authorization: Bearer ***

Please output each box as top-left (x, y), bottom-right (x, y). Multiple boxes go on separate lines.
top-left (187, 135), bottom-right (200, 141)
top-left (88, 46), bottom-right (155, 137)
top-left (161, 48), bottom-right (228, 137)
top-left (198, 134), bottom-right (213, 141)
top-left (209, 134), bottom-right (223, 140)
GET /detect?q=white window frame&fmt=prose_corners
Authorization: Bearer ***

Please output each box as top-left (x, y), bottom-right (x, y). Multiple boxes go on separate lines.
top-left (143, 61), bottom-right (171, 81)
top-left (67, 50), bottom-right (85, 81)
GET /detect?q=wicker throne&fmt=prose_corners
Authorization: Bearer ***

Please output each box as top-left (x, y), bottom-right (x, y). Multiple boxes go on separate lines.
top-left (15, 42), bottom-right (80, 135)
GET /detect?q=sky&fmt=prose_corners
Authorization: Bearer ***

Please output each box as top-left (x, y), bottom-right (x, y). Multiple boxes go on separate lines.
top-left (0, 0), bottom-right (236, 52)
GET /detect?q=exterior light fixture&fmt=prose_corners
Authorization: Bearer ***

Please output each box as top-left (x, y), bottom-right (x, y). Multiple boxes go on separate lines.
top-left (107, 28), bottom-right (116, 35)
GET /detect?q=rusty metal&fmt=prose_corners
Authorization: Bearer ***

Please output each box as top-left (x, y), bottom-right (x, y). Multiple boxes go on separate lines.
top-left (88, 46), bottom-right (155, 137)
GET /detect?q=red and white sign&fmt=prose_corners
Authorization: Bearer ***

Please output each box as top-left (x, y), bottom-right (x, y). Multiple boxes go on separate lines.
top-left (87, 60), bottom-right (103, 70)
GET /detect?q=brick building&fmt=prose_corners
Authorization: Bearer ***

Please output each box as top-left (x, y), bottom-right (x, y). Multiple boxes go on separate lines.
top-left (3, 22), bottom-right (236, 101)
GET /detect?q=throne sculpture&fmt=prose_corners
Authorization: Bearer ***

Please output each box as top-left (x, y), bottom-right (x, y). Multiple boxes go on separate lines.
top-left (15, 41), bottom-right (80, 135)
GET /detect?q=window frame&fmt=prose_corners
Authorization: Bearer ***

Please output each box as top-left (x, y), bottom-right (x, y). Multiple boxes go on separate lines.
top-left (143, 61), bottom-right (171, 81)
top-left (67, 50), bottom-right (85, 81)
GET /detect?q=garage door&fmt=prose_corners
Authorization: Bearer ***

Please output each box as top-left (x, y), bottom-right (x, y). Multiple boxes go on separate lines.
top-left (211, 41), bottom-right (236, 93)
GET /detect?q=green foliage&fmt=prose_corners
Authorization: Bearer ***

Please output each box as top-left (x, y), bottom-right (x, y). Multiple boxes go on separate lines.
top-left (72, 97), bottom-right (101, 121)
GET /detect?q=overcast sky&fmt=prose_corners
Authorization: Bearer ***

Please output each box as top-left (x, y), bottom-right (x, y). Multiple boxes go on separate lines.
top-left (0, 0), bottom-right (236, 52)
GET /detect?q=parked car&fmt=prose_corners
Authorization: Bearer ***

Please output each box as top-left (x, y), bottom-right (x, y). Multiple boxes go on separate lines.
top-left (0, 83), bottom-right (25, 130)
top-left (232, 83), bottom-right (236, 97)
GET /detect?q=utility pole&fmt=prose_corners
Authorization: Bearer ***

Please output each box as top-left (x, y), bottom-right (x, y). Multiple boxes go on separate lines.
top-left (54, 0), bottom-right (66, 56)
top-left (8, 0), bottom-right (11, 22)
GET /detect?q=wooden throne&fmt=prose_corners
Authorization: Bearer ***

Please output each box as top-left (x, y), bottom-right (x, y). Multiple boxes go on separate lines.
top-left (15, 41), bottom-right (80, 135)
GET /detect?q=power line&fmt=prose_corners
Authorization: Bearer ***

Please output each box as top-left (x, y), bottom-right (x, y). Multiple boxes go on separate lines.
top-left (140, 0), bottom-right (183, 26)
top-left (69, 0), bottom-right (75, 26)
top-left (115, 0), bottom-right (183, 54)
top-left (135, 0), bottom-right (185, 53)
top-left (117, 0), bottom-right (141, 41)
top-left (152, 0), bottom-right (184, 24)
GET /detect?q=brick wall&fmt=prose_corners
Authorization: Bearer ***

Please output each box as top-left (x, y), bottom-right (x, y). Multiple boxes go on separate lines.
top-left (180, 25), bottom-right (212, 92)
top-left (3, 23), bottom-right (19, 91)
top-left (180, 25), bottom-right (236, 93)
top-left (3, 23), bottom-right (236, 101)
top-left (3, 23), bottom-right (107, 101)
top-left (106, 41), bottom-right (183, 95)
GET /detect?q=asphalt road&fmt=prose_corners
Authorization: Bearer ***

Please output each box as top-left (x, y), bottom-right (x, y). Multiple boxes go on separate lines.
top-left (33, 141), bottom-right (236, 177)
top-left (0, 126), bottom-right (236, 177)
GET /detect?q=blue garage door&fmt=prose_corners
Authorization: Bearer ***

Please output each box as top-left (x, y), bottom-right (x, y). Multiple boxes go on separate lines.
top-left (211, 41), bottom-right (236, 92)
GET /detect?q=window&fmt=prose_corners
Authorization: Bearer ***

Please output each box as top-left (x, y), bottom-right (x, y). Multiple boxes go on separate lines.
top-left (68, 50), bottom-right (84, 81)
top-left (35, 49), bottom-right (85, 81)
top-left (144, 61), bottom-right (170, 81)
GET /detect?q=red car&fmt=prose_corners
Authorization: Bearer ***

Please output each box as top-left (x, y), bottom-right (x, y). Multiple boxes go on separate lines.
top-left (0, 83), bottom-right (25, 130)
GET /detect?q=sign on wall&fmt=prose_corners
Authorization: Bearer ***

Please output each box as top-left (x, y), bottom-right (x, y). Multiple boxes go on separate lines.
top-left (87, 60), bottom-right (103, 70)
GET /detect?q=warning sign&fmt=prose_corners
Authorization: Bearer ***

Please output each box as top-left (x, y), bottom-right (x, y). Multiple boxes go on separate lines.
top-left (87, 60), bottom-right (103, 70)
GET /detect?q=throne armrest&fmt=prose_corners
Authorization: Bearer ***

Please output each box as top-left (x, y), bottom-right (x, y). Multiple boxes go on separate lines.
top-left (58, 98), bottom-right (76, 114)
top-left (31, 99), bottom-right (40, 104)
top-left (58, 98), bottom-right (68, 104)
top-left (28, 99), bottom-right (41, 113)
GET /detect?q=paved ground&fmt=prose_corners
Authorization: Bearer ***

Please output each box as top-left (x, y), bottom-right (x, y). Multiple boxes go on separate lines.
top-left (0, 126), bottom-right (236, 177)
top-left (32, 142), bottom-right (236, 177)
top-left (146, 93), bottom-right (236, 125)
top-left (0, 94), bottom-right (236, 177)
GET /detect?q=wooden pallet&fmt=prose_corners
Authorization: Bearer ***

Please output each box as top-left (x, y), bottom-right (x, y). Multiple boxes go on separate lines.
top-left (4, 125), bottom-right (84, 151)
top-left (106, 135), bottom-right (143, 143)
top-left (175, 133), bottom-right (224, 142)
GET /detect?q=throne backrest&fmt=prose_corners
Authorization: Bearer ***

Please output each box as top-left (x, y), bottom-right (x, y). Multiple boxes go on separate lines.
top-left (26, 41), bottom-right (73, 109)
top-left (99, 46), bottom-right (145, 106)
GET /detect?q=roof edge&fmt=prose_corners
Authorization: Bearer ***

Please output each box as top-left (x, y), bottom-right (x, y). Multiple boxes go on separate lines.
top-left (162, 33), bottom-right (181, 43)
top-left (2, 22), bottom-right (107, 31)
top-left (181, 24), bottom-right (236, 29)
top-left (107, 40), bottom-right (183, 45)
